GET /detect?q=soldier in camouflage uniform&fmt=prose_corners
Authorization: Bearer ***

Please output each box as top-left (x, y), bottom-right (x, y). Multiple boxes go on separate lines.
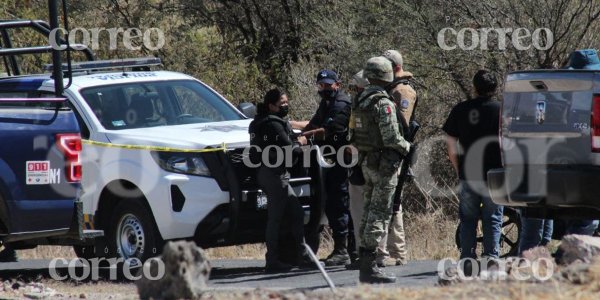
top-left (350, 57), bottom-right (411, 283)
top-left (376, 49), bottom-right (417, 267)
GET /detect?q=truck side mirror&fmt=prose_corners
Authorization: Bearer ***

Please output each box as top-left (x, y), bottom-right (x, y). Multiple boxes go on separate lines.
top-left (238, 102), bottom-right (257, 118)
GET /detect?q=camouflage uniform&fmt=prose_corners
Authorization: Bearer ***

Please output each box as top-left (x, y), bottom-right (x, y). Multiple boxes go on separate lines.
top-left (354, 85), bottom-right (410, 250)
top-left (350, 56), bottom-right (410, 283)
top-left (377, 50), bottom-right (417, 266)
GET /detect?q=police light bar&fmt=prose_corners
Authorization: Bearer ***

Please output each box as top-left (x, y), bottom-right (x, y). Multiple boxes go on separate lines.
top-left (43, 57), bottom-right (162, 72)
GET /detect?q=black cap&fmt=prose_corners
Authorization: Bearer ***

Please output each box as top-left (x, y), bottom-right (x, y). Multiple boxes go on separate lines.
top-left (316, 69), bottom-right (339, 84)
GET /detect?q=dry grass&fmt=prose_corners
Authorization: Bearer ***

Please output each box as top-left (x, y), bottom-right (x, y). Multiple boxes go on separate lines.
top-left (17, 246), bottom-right (77, 260)
top-left (405, 210), bottom-right (459, 260)
top-left (15, 210), bottom-right (457, 262)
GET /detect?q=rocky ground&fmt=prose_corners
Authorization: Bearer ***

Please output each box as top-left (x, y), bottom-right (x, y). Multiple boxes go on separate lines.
top-left (2, 236), bottom-right (600, 299)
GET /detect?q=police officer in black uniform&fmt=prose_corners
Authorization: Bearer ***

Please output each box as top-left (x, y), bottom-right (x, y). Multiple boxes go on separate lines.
top-left (301, 70), bottom-right (354, 266)
top-left (249, 88), bottom-right (310, 273)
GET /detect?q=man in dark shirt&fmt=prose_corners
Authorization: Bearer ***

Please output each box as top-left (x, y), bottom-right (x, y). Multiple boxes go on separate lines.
top-left (442, 70), bottom-right (503, 260)
top-left (301, 69), bottom-right (353, 266)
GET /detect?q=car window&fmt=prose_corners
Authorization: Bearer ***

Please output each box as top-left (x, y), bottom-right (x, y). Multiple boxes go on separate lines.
top-left (0, 91), bottom-right (61, 107)
top-left (79, 80), bottom-right (243, 130)
top-left (172, 84), bottom-right (224, 122)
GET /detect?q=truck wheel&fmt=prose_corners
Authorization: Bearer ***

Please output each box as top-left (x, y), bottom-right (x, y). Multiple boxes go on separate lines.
top-left (108, 199), bottom-right (162, 263)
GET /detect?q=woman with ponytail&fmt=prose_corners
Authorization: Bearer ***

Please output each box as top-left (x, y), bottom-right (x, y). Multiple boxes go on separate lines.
top-left (248, 88), bottom-right (314, 272)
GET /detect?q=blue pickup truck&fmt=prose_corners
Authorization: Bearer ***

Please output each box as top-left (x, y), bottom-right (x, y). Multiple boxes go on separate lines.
top-left (0, 96), bottom-right (89, 261)
top-left (0, 1), bottom-right (106, 262)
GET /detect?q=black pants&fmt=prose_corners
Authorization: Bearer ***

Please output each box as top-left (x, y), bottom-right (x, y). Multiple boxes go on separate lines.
top-left (257, 166), bottom-right (304, 264)
top-left (324, 163), bottom-right (350, 239)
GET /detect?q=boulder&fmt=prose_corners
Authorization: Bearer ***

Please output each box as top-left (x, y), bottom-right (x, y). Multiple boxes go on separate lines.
top-left (558, 235), bottom-right (600, 265)
top-left (136, 241), bottom-right (211, 300)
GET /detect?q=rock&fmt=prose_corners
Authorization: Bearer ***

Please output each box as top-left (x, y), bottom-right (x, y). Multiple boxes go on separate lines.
top-left (79, 293), bottom-right (87, 298)
top-left (21, 283), bottom-right (55, 299)
top-left (136, 241), bottom-right (211, 300)
top-left (24, 290), bottom-right (55, 300)
top-left (3, 280), bottom-right (9, 290)
top-left (438, 265), bottom-right (467, 286)
top-left (558, 235), bottom-right (600, 265)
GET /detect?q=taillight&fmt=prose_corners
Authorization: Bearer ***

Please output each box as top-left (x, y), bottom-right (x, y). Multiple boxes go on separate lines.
top-left (592, 95), bottom-right (600, 153)
top-left (56, 133), bottom-right (82, 182)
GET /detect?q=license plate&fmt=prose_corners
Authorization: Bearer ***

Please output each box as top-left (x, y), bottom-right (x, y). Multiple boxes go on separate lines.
top-left (256, 192), bottom-right (268, 210)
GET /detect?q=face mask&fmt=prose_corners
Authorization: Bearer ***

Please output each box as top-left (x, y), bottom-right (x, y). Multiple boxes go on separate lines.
top-left (318, 89), bottom-right (337, 99)
top-left (277, 105), bottom-right (289, 118)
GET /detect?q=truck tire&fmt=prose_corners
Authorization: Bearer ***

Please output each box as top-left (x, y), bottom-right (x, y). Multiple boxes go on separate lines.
top-left (107, 199), bottom-right (162, 263)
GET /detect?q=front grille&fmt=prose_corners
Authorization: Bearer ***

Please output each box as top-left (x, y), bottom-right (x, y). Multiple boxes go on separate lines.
top-left (227, 148), bottom-right (258, 190)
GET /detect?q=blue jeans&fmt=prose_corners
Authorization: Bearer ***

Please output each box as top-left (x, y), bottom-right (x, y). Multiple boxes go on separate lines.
top-left (458, 181), bottom-right (504, 259)
top-left (519, 217), bottom-right (553, 255)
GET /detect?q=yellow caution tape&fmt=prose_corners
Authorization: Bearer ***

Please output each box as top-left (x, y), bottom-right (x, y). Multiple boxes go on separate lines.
top-left (82, 139), bottom-right (228, 153)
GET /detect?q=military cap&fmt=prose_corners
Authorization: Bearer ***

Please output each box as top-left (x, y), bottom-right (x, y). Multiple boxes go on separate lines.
top-left (350, 70), bottom-right (369, 89)
top-left (363, 56), bottom-right (393, 83)
top-left (383, 49), bottom-right (403, 68)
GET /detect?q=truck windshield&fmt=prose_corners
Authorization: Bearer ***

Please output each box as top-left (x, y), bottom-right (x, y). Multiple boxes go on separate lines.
top-left (79, 80), bottom-right (243, 130)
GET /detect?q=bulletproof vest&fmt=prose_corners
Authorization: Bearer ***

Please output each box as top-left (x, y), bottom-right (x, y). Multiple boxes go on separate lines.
top-left (351, 88), bottom-right (390, 152)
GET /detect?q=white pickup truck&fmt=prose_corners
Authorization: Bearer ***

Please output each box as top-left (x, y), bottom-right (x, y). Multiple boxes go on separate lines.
top-left (7, 58), bottom-right (325, 262)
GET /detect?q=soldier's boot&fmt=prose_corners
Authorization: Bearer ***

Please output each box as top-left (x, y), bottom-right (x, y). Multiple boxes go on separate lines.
top-left (359, 248), bottom-right (397, 284)
top-left (324, 236), bottom-right (351, 266)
